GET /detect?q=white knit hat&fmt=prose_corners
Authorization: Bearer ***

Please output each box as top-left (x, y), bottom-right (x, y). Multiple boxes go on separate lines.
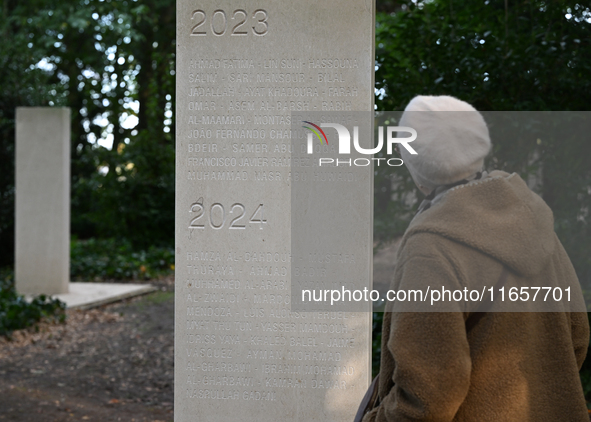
top-left (399, 95), bottom-right (491, 189)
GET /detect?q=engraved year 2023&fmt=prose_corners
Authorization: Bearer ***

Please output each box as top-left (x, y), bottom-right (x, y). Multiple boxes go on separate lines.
top-left (190, 9), bottom-right (268, 37)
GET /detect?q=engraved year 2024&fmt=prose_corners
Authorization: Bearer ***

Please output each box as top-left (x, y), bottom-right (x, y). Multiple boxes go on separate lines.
top-left (189, 199), bottom-right (267, 231)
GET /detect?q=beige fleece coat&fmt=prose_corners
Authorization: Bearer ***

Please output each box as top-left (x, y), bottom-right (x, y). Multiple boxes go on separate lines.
top-left (364, 171), bottom-right (589, 422)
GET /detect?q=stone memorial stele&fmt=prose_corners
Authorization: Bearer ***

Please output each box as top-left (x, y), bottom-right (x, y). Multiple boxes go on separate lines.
top-left (15, 107), bottom-right (71, 296)
top-left (175, 1), bottom-right (374, 420)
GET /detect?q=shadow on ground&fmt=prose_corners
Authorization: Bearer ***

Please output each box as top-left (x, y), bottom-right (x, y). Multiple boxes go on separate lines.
top-left (0, 276), bottom-right (174, 422)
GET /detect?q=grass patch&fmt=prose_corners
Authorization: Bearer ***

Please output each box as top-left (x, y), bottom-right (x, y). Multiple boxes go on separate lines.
top-left (144, 291), bottom-right (174, 304)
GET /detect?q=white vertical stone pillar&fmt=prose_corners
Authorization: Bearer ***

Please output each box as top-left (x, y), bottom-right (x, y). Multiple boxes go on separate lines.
top-left (15, 107), bottom-right (71, 295)
top-left (175, 2), bottom-right (374, 421)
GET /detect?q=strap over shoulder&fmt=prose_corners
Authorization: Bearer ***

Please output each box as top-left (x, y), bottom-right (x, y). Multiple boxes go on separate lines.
top-left (354, 374), bottom-right (380, 422)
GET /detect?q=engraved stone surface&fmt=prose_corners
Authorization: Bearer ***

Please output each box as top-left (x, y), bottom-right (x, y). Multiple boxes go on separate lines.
top-left (15, 107), bottom-right (71, 295)
top-left (175, 2), bottom-right (374, 420)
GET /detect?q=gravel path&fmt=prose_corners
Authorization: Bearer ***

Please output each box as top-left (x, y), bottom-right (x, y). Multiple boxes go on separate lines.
top-left (0, 276), bottom-right (175, 422)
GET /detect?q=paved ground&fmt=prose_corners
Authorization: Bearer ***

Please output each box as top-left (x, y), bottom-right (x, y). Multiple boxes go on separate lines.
top-left (0, 242), bottom-right (403, 422)
top-left (0, 277), bottom-right (175, 422)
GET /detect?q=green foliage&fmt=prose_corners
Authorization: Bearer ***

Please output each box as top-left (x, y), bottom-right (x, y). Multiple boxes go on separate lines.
top-left (0, 0), bottom-right (176, 263)
top-left (373, 0), bottom-right (591, 284)
top-left (70, 238), bottom-right (174, 281)
top-left (0, 0), bottom-right (175, 334)
top-left (0, 270), bottom-right (65, 337)
top-left (81, 131), bottom-right (175, 249)
top-left (375, 1), bottom-right (591, 111)
top-left (0, 233), bottom-right (173, 336)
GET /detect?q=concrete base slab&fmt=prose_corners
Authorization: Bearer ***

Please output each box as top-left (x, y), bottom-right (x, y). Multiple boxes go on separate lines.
top-left (51, 282), bottom-right (157, 310)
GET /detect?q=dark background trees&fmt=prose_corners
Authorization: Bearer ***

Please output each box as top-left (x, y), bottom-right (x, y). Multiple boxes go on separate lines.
top-left (0, 0), bottom-right (176, 268)
top-left (373, 0), bottom-right (591, 286)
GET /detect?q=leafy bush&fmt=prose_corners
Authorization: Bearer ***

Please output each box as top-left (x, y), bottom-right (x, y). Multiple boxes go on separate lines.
top-left (0, 270), bottom-right (65, 337)
top-left (373, 0), bottom-right (591, 285)
top-left (75, 131), bottom-right (175, 252)
top-left (0, 236), bottom-right (173, 337)
top-left (70, 237), bottom-right (174, 281)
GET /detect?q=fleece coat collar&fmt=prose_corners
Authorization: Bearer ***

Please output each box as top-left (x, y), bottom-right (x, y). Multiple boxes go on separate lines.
top-left (404, 170), bottom-right (555, 277)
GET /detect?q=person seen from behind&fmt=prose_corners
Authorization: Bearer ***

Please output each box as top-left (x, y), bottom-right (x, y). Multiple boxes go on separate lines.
top-left (361, 95), bottom-right (589, 422)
